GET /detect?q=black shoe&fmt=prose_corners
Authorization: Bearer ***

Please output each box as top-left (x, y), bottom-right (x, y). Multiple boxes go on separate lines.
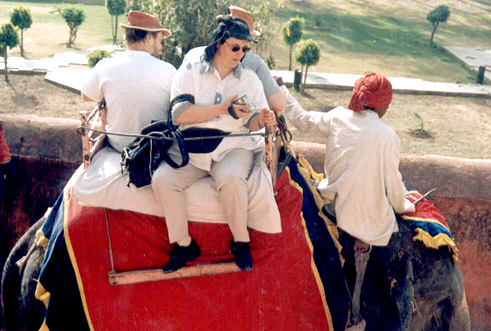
top-left (163, 239), bottom-right (201, 273)
top-left (231, 241), bottom-right (253, 271)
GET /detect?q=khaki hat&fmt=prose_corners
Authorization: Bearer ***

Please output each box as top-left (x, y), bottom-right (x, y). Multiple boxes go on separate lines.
top-left (218, 6), bottom-right (261, 38)
top-left (120, 11), bottom-right (171, 36)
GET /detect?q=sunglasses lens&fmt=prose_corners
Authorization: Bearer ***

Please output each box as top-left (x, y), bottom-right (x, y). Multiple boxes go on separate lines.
top-left (243, 47), bottom-right (251, 53)
top-left (231, 46), bottom-right (241, 52)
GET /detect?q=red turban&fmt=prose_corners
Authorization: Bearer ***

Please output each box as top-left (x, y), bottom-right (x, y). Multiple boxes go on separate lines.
top-left (348, 72), bottom-right (393, 111)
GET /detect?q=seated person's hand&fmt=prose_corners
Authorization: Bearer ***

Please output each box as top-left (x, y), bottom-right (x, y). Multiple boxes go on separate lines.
top-left (402, 198), bottom-right (416, 214)
top-left (224, 95), bottom-right (251, 119)
top-left (259, 109), bottom-right (276, 128)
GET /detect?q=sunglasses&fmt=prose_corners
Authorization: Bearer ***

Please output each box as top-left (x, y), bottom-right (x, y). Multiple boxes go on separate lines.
top-left (224, 41), bottom-right (251, 53)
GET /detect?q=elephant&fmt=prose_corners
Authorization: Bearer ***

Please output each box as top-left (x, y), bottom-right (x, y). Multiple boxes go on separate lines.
top-left (1, 217), bottom-right (46, 331)
top-left (1, 209), bottom-right (471, 331)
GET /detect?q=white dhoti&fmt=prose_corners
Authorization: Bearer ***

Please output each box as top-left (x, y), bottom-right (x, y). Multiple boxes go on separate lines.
top-left (71, 146), bottom-right (281, 236)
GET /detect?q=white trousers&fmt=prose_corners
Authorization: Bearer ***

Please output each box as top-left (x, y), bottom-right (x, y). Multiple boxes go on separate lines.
top-left (152, 148), bottom-right (253, 244)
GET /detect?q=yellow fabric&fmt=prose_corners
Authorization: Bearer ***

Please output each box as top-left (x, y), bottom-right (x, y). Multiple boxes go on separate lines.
top-left (34, 282), bottom-right (50, 309)
top-left (35, 229), bottom-right (49, 250)
top-left (413, 228), bottom-right (459, 261)
top-left (39, 319), bottom-right (50, 331)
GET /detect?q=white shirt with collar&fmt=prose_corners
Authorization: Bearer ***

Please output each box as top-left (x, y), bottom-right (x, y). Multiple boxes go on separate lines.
top-left (82, 50), bottom-right (176, 152)
top-left (171, 57), bottom-right (268, 171)
top-left (284, 87), bottom-right (412, 246)
top-left (183, 47), bottom-right (281, 99)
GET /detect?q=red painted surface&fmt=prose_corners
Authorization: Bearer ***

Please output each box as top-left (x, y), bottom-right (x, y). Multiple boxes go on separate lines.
top-left (65, 171), bottom-right (331, 331)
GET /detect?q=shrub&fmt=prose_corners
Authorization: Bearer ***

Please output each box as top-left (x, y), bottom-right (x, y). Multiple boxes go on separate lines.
top-left (294, 39), bottom-right (320, 93)
top-left (87, 49), bottom-right (111, 68)
top-left (426, 5), bottom-right (450, 47)
top-left (60, 6), bottom-right (86, 48)
top-left (281, 17), bottom-right (304, 71)
top-left (10, 6), bottom-right (33, 57)
top-left (0, 23), bottom-right (19, 82)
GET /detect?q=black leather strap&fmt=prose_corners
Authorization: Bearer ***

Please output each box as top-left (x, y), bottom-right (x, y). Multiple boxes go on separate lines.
top-left (162, 129), bottom-right (189, 169)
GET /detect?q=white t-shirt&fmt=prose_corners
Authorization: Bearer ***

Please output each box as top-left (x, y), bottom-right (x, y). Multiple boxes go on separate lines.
top-left (284, 87), bottom-right (411, 246)
top-left (171, 58), bottom-right (268, 171)
top-left (82, 50), bottom-right (176, 152)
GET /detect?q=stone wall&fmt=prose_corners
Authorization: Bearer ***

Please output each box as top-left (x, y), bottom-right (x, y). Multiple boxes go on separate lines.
top-left (1, 115), bottom-right (489, 328)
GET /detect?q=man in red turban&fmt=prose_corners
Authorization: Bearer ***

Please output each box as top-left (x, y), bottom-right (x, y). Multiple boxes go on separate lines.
top-left (348, 72), bottom-right (393, 113)
top-left (281, 72), bottom-right (415, 327)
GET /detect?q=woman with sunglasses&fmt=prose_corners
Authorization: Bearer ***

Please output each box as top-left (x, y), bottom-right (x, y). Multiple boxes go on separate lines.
top-left (151, 16), bottom-right (278, 273)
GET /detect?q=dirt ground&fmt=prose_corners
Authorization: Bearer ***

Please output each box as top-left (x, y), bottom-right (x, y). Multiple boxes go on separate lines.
top-left (1, 74), bottom-right (490, 159)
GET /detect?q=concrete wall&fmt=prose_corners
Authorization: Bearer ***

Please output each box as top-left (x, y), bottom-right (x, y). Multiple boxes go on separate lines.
top-left (1, 115), bottom-right (490, 328)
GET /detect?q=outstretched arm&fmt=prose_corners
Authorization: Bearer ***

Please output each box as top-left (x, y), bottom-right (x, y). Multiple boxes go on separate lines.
top-left (282, 86), bottom-right (333, 135)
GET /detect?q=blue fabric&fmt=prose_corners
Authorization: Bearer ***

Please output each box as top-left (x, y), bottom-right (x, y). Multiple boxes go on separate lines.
top-left (405, 220), bottom-right (453, 239)
top-left (287, 157), bottom-right (350, 331)
top-left (38, 193), bottom-right (89, 331)
top-left (41, 192), bottom-right (63, 240)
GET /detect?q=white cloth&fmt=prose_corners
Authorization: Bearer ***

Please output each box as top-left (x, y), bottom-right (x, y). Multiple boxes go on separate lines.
top-left (171, 58), bottom-right (268, 171)
top-left (81, 50), bottom-right (176, 152)
top-left (183, 48), bottom-right (280, 98)
top-left (283, 87), bottom-right (412, 246)
top-left (71, 146), bottom-right (281, 234)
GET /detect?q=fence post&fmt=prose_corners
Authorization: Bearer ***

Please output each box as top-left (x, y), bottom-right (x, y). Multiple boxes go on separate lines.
top-left (294, 70), bottom-right (302, 91)
top-left (477, 66), bottom-right (485, 84)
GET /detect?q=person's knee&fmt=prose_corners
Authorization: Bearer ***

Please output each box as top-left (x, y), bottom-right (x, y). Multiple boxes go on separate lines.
top-left (152, 165), bottom-right (176, 188)
top-left (216, 175), bottom-right (246, 192)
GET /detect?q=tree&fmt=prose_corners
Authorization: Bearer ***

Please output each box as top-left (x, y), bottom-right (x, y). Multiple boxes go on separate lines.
top-left (281, 17), bottom-right (304, 71)
top-left (426, 5), bottom-right (450, 47)
top-left (107, 0), bottom-right (126, 44)
top-left (294, 39), bottom-right (320, 93)
top-left (156, 0), bottom-right (232, 68)
top-left (87, 49), bottom-right (111, 68)
top-left (9, 6), bottom-right (32, 57)
top-left (60, 6), bottom-right (86, 48)
top-left (0, 23), bottom-right (19, 82)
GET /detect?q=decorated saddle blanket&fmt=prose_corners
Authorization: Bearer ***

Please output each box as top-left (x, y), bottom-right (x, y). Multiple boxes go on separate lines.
top-left (36, 154), bottom-right (350, 331)
top-left (401, 190), bottom-right (458, 260)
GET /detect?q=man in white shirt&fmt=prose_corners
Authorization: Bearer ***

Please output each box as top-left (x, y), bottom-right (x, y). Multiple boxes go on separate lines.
top-left (152, 16), bottom-right (276, 272)
top-left (82, 11), bottom-right (176, 152)
top-left (283, 72), bottom-right (415, 325)
top-left (77, 11), bottom-right (176, 211)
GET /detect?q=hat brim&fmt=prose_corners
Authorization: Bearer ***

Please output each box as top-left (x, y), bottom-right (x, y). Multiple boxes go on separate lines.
top-left (250, 30), bottom-right (261, 38)
top-left (216, 14), bottom-right (261, 38)
top-left (120, 23), bottom-right (171, 37)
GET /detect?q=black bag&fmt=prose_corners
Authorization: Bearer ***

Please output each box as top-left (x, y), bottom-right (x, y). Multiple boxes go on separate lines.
top-left (120, 94), bottom-right (233, 188)
top-left (120, 95), bottom-right (193, 188)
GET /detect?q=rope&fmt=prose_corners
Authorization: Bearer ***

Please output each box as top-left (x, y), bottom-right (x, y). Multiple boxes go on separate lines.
top-left (104, 208), bottom-right (115, 273)
top-left (276, 115), bottom-right (293, 145)
top-left (76, 126), bottom-right (269, 141)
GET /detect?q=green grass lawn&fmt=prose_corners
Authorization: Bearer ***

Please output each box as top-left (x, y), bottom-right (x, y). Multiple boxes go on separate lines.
top-left (0, 0), bottom-right (490, 83)
top-left (0, 0), bottom-right (117, 58)
top-left (268, 0), bottom-right (491, 83)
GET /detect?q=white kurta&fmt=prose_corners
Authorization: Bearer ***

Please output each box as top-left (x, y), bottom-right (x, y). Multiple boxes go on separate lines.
top-left (284, 87), bottom-right (413, 246)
